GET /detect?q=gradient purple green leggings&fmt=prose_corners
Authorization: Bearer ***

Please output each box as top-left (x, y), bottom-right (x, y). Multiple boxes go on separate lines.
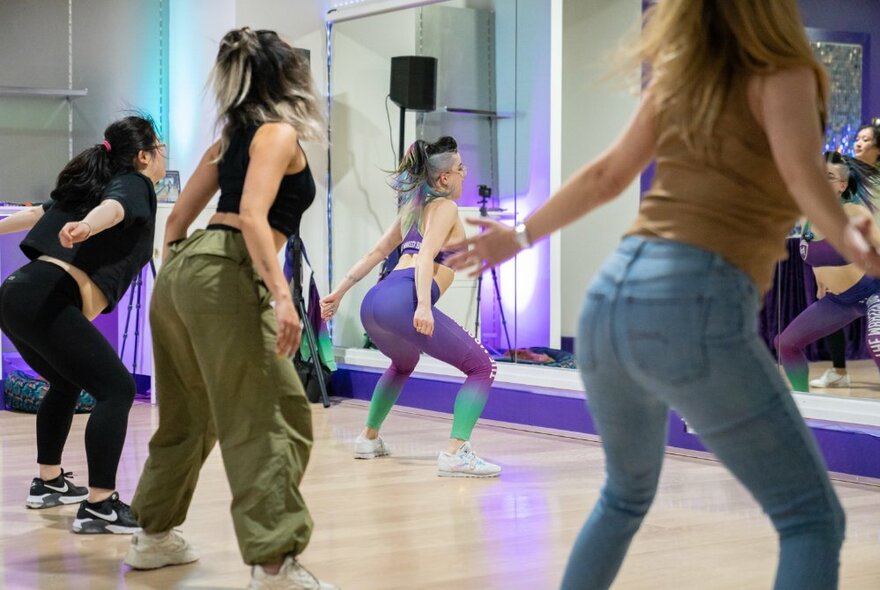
top-left (360, 268), bottom-right (496, 440)
top-left (776, 275), bottom-right (880, 391)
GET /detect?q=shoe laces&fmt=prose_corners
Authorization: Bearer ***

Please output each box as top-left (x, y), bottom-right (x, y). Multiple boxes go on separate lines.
top-left (106, 494), bottom-right (135, 519)
top-left (459, 447), bottom-right (485, 469)
top-left (42, 470), bottom-right (75, 484)
top-left (288, 560), bottom-right (324, 588)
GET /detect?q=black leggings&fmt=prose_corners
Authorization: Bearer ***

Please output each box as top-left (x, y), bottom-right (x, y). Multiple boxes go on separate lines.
top-left (0, 261), bottom-right (135, 489)
top-left (826, 328), bottom-right (847, 370)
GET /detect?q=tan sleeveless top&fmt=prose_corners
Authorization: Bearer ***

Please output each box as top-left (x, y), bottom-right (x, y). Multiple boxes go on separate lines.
top-left (627, 75), bottom-right (801, 292)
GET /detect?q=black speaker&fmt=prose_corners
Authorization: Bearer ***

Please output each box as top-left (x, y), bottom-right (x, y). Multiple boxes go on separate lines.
top-left (390, 56), bottom-right (437, 112)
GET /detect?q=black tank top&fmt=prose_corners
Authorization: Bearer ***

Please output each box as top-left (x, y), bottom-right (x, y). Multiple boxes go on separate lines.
top-left (216, 124), bottom-right (316, 238)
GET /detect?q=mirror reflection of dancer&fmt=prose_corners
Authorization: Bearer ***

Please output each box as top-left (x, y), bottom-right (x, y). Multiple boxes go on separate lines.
top-left (813, 123), bottom-right (880, 388)
top-left (0, 116), bottom-right (163, 533)
top-left (776, 152), bottom-right (880, 392)
top-left (123, 28), bottom-right (337, 590)
top-left (448, 1), bottom-right (880, 587)
top-left (320, 137), bottom-right (500, 478)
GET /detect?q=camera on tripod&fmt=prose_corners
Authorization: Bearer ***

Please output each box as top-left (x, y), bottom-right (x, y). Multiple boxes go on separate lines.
top-left (477, 184), bottom-right (492, 200)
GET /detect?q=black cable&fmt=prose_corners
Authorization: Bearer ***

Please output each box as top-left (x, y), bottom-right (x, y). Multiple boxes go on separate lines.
top-left (385, 94), bottom-right (398, 166)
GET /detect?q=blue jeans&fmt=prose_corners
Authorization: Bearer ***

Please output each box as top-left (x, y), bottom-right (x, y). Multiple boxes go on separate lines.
top-left (560, 237), bottom-right (845, 590)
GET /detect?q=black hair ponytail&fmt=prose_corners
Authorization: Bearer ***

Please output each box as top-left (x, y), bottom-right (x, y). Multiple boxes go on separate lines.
top-left (51, 115), bottom-right (158, 214)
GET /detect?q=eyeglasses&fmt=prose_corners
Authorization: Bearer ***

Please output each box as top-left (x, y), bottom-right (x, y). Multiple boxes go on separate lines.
top-left (151, 143), bottom-right (167, 155)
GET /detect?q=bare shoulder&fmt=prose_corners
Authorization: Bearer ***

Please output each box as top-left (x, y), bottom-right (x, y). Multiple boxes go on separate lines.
top-left (254, 121), bottom-right (299, 142)
top-left (843, 201), bottom-right (872, 218)
top-left (426, 197), bottom-right (459, 214)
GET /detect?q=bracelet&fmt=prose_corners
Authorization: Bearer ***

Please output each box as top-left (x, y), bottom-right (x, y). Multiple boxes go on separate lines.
top-left (514, 223), bottom-right (532, 249)
top-left (79, 221), bottom-right (93, 237)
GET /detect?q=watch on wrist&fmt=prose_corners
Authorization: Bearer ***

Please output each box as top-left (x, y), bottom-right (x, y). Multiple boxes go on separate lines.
top-left (514, 223), bottom-right (532, 249)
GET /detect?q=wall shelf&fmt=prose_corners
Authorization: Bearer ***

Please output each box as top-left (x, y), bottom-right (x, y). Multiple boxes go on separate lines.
top-left (435, 106), bottom-right (513, 119)
top-left (0, 86), bottom-right (88, 98)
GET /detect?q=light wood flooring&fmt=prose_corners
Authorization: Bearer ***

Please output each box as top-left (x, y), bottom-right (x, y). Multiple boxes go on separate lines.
top-left (1, 400), bottom-right (879, 589)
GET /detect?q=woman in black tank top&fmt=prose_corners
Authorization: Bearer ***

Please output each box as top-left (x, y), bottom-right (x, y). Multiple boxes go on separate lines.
top-left (125, 28), bottom-right (335, 589)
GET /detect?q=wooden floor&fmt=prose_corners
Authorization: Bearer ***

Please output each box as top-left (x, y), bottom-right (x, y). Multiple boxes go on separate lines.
top-left (1, 400), bottom-right (879, 590)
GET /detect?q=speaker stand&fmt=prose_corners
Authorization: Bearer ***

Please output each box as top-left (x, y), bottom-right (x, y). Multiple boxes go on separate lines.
top-left (398, 105), bottom-right (406, 163)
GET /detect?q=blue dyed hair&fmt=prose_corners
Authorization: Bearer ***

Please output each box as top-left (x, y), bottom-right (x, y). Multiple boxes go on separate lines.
top-left (825, 151), bottom-right (880, 213)
top-left (391, 136), bottom-right (458, 235)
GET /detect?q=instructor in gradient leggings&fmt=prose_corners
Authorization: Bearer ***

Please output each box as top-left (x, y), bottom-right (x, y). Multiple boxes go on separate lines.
top-left (776, 151), bottom-right (880, 391)
top-left (320, 136), bottom-right (499, 478)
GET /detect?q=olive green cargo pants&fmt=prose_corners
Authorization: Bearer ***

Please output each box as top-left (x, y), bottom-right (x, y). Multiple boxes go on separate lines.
top-left (131, 229), bottom-right (313, 565)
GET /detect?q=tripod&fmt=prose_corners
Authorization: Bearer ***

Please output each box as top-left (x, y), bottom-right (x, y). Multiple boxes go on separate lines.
top-left (289, 235), bottom-right (331, 408)
top-left (120, 259), bottom-right (157, 383)
top-left (473, 188), bottom-right (512, 353)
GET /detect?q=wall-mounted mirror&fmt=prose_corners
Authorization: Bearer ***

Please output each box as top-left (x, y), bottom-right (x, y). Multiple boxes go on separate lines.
top-left (767, 25), bottom-right (880, 414)
top-left (328, 0), bottom-right (555, 369)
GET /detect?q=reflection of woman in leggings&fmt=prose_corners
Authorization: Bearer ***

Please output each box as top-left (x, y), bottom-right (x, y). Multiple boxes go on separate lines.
top-left (812, 123), bottom-right (880, 388)
top-left (776, 151), bottom-right (880, 391)
top-left (0, 116), bottom-right (163, 533)
top-left (321, 137), bottom-right (499, 477)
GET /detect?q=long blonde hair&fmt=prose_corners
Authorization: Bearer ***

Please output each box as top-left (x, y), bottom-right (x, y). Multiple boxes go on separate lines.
top-left (634, 0), bottom-right (828, 148)
top-left (210, 27), bottom-right (325, 161)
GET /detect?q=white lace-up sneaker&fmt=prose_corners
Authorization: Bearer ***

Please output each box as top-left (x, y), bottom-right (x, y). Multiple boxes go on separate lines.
top-left (354, 435), bottom-right (390, 459)
top-left (248, 555), bottom-right (338, 590)
top-left (123, 529), bottom-right (199, 570)
top-left (437, 441), bottom-right (501, 478)
top-left (809, 369), bottom-right (851, 388)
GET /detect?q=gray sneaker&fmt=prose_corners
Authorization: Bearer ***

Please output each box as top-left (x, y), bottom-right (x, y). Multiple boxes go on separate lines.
top-left (437, 441), bottom-right (501, 478)
top-left (248, 556), bottom-right (338, 590)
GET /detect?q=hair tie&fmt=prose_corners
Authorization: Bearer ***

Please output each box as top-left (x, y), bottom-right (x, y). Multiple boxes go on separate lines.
top-left (102, 139), bottom-right (112, 152)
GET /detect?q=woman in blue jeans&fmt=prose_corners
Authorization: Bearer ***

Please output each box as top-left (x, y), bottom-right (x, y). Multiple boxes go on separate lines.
top-left (449, 1), bottom-right (880, 588)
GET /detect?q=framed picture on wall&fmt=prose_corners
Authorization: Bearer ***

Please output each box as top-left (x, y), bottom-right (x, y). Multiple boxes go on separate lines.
top-left (156, 170), bottom-right (180, 203)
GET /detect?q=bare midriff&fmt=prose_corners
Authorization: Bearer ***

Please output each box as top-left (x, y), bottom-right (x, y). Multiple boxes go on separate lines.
top-left (813, 260), bottom-right (864, 295)
top-left (37, 256), bottom-right (108, 321)
top-left (394, 253), bottom-right (454, 295)
top-left (208, 211), bottom-right (288, 252)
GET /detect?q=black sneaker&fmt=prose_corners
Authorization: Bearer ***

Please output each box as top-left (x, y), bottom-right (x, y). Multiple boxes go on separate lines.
top-left (26, 470), bottom-right (88, 509)
top-left (72, 491), bottom-right (140, 535)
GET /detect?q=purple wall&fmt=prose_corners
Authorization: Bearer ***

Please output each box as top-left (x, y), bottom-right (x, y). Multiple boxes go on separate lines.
top-left (799, 0), bottom-right (880, 120)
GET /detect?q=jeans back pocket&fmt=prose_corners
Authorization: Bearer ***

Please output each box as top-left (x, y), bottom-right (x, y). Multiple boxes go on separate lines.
top-left (623, 295), bottom-right (710, 385)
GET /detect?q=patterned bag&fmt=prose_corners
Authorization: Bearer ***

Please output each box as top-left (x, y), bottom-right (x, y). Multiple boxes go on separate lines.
top-left (4, 370), bottom-right (95, 413)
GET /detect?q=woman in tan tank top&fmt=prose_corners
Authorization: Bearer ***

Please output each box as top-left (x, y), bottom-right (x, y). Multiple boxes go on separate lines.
top-left (450, 1), bottom-right (880, 588)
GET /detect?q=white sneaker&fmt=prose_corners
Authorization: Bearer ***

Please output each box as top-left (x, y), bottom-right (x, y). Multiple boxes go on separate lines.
top-left (123, 529), bottom-right (199, 570)
top-left (248, 555), bottom-right (338, 590)
top-left (809, 369), bottom-right (851, 388)
top-left (354, 435), bottom-right (390, 459)
top-left (437, 441), bottom-right (501, 478)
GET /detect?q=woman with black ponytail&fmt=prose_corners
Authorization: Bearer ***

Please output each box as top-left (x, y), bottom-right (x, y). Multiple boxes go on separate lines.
top-left (321, 136), bottom-right (500, 479)
top-left (0, 115), bottom-right (163, 534)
